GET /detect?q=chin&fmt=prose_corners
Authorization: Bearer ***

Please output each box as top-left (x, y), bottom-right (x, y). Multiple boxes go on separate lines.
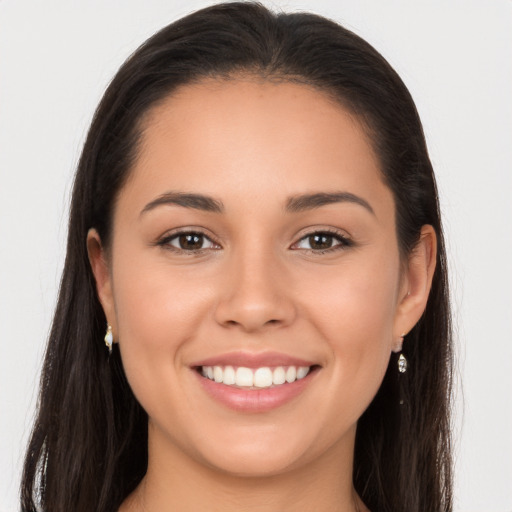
top-left (184, 418), bottom-right (348, 478)
top-left (198, 442), bottom-right (307, 477)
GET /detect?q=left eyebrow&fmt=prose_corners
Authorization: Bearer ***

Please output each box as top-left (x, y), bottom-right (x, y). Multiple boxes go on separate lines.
top-left (140, 191), bottom-right (225, 216)
top-left (285, 191), bottom-right (375, 216)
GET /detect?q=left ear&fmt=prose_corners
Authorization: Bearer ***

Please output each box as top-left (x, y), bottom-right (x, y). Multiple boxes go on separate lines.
top-left (393, 225), bottom-right (437, 347)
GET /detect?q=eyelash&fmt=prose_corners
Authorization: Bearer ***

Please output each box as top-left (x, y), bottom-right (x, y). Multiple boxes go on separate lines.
top-left (156, 228), bottom-right (353, 255)
top-left (291, 229), bottom-right (353, 254)
top-left (157, 230), bottom-right (220, 255)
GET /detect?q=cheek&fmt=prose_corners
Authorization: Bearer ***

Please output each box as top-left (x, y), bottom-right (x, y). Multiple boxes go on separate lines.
top-left (112, 247), bottom-right (211, 344)
top-left (111, 250), bottom-right (213, 403)
top-left (297, 253), bottom-right (399, 405)
top-left (301, 251), bottom-right (399, 339)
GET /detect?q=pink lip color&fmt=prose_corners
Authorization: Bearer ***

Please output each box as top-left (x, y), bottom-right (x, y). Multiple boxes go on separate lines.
top-left (192, 351), bottom-right (316, 369)
top-left (191, 351), bottom-right (319, 412)
top-left (195, 371), bottom-right (316, 412)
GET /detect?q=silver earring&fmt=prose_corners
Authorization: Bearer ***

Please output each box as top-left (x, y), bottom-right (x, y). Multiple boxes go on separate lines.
top-left (395, 333), bottom-right (407, 373)
top-left (104, 324), bottom-right (113, 355)
top-left (398, 353), bottom-right (407, 373)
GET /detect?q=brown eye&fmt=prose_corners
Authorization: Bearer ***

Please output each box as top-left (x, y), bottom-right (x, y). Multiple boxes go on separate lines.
top-left (308, 234), bottom-right (334, 250)
top-left (293, 231), bottom-right (351, 252)
top-left (178, 233), bottom-right (204, 250)
top-left (164, 232), bottom-right (218, 251)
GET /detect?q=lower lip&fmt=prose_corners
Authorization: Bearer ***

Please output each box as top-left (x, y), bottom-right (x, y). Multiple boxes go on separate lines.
top-left (194, 369), bottom-right (318, 412)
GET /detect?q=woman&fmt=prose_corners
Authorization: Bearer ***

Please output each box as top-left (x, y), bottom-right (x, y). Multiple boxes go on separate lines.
top-left (21, 2), bottom-right (453, 511)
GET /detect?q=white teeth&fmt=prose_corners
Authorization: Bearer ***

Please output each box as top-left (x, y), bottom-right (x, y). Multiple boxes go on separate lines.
top-left (213, 366), bottom-right (223, 383)
top-left (200, 365), bottom-right (312, 388)
top-left (254, 367), bottom-right (273, 388)
top-left (272, 367), bottom-right (286, 385)
top-left (236, 367), bottom-right (254, 387)
top-left (223, 365), bottom-right (235, 385)
top-left (297, 366), bottom-right (310, 379)
top-left (285, 366), bottom-right (296, 383)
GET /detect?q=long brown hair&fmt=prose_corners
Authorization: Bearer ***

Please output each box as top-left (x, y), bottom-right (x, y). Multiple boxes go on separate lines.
top-left (21, 3), bottom-right (453, 511)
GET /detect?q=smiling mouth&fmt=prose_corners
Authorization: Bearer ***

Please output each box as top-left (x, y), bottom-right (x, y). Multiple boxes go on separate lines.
top-left (197, 365), bottom-right (319, 389)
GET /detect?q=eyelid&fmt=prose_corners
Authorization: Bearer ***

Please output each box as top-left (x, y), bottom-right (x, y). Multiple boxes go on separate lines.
top-left (154, 226), bottom-right (352, 254)
top-left (156, 227), bottom-right (222, 252)
top-left (290, 227), bottom-right (353, 252)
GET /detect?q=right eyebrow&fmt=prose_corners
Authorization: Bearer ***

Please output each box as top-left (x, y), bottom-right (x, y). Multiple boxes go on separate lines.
top-left (285, 191), bottom-right (375, 216)
top-left (140, 191), bottom-right (225, 216)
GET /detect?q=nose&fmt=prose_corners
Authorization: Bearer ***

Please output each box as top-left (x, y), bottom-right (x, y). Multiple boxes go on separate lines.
top-left (213, 247), bottom-right (297, 333)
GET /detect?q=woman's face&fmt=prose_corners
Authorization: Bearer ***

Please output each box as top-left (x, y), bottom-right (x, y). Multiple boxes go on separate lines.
top-left (91, 79), bottom-right (424, 476)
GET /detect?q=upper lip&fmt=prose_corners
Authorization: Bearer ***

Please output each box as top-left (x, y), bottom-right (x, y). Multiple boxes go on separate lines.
top-left (191, 351), bottom-right (318, 369)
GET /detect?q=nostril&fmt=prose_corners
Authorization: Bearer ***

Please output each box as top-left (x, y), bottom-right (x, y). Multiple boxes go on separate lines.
top-left (214, 290), bottom-right (296, 332)
top-left (223, 318), bottom-right (281, 328)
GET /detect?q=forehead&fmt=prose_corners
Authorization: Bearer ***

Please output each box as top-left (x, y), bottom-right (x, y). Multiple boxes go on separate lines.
top-left (120, 78), bottom-right (392, 220)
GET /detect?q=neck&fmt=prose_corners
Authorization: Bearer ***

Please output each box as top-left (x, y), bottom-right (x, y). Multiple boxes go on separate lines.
top-left (120, 423), bottom-right (367, 512)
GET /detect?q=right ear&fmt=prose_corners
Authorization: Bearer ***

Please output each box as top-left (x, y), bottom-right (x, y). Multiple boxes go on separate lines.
top-left (87, 228), bottom-right (116, 329)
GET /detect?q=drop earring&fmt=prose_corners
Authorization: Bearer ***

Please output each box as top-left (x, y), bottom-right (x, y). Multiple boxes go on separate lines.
top-left (394, 333), bottom-right (408, 406)
top-left (394, 333), bottom-right (407, 373)
top-left (398, 353), bottom-right (407, 373)
top-left (104, 324), bottom-right (113, 355)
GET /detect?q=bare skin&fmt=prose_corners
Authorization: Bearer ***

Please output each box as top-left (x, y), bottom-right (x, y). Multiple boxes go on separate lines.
top-left (88, 78), bottom-right (436, 512)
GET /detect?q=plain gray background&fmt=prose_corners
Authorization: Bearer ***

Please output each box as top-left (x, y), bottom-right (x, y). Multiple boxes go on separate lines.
top-left (1, 1), bottom-right (511, 511)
